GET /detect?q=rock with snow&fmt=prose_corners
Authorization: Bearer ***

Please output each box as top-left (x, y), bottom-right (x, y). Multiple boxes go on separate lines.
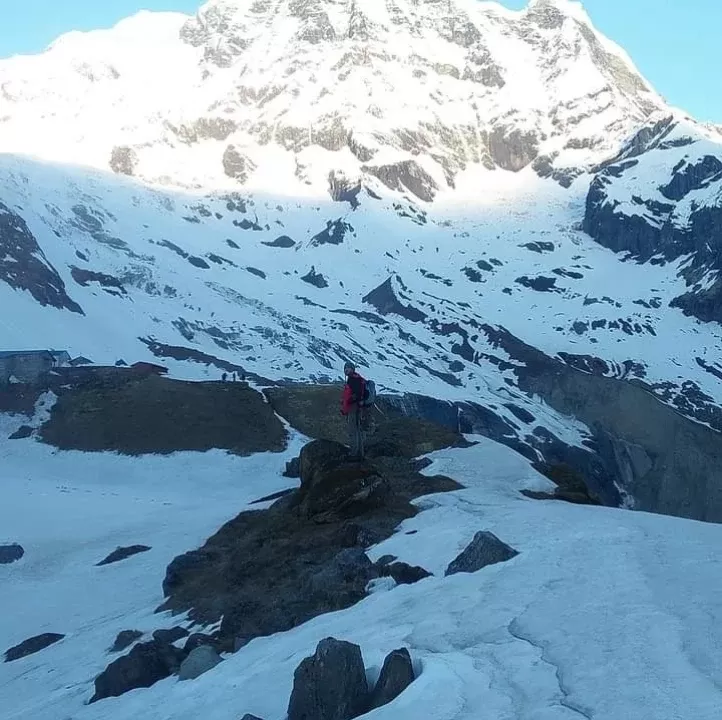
top-left (152, 627), bottom-right (188, 645)
top-left (178, 645), bottom-right (222, 681)
top-left (369, 648), bottom-right (415, 710)
top-left (4, 633), bottom-right (64, 662)
top-left (110, 630), bottom-right (143, 653)
top-left (0, 543), bottom-right (25, 564)
top-left (96, 544), bottom-right (151, 566)
top-left (90, 639), bottom-right (186, 702)
top-left (287, 638), bottom-right (368, 720)
top-left (8, 425), bottom-right (33, 440)
top-left (445, 531), bottom-right (519, 576)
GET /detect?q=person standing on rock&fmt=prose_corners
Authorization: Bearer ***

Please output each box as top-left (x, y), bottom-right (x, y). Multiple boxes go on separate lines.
top-left (341, 361), bottom-right (367, 461)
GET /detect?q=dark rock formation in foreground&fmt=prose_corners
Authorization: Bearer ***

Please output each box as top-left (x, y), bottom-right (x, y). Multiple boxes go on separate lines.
top-left (159, 436), bottom-right (459, 654)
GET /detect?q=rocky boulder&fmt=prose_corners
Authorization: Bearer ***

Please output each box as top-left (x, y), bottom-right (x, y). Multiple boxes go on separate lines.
top-left (96, 545), bottom-right (151, 566)
top-left (0, 543), bottom-right (25, 564)
top-left (179, 645), bottom-right (223, 680)
top-left (90, 639), bottom-right (186, 703)
top-left (110, 630), bottom-right (143, 653)
top-left (445, 531), bottom-right (519, 576)
top-left (298, 440), bottom-right (390, 519)
top-left (370, 648), bottom-right (416, 710)
top-left (288, 638), bottom-right (368, 720)
top-left (4, 633), bottom-right (64, 662)
top-left (8, 425), bottom-right (33, 440)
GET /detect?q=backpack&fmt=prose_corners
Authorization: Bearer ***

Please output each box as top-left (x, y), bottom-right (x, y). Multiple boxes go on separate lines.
top-left (362, 379), bottom-right (376, 407)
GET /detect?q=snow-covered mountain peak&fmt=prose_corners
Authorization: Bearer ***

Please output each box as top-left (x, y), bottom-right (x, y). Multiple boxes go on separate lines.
top-left (0, 0), bottom-right (667, 195)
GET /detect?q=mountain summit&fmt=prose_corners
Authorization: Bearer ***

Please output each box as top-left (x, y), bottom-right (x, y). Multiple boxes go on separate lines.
top-left (1, 0), bottom-right (664, 194)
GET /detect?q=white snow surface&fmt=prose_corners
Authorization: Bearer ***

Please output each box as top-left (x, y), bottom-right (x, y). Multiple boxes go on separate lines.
top-left (2, 424), bottom-right (722, 720)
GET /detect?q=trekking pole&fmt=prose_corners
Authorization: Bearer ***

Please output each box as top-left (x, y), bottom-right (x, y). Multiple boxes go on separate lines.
top-left (372, 402), bottom-right (386, 418)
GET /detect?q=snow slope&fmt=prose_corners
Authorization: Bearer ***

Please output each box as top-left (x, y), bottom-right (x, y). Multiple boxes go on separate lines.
top-left (3, 423), bottom-right (722, 720)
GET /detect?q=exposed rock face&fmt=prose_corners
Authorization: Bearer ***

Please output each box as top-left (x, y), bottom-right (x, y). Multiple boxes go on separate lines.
top-left (223, 145), bottom-right (257, 183)
top-left (362, 161), bottom-right (438, 202)
top-left (263, 235), bottom-right (295, 248)
top-left (8, 425), bottom-right (33, 440)
top-left (96, 545), bottom-right (151, 566)
top-left (90, 639), bottom-right (186, 703)
top-left (328, 170), bottom-right (362, 209)
top-left (178, 645), bottom-right (222, 681)
top-left (110, 630), bottom-right (143, 653)
top-left (0, 543), bottom-right (25, 564)
top-left (583, 117), bottom-right (722, 324)
top-left (488, 127), bottom-right (539, 171)
top-left (70, 266), bottom-right (127, 296)
top-left (363, 277), bottom-right (427, 323)
top-left (298, 440), bottom-right (389, 519)
top-left (369, 648), bottom-right (415, 710)
top-left (445, 531), bottom-right (519, 576)
top-left (301, 266), bottom-right (329, 288)
top-left (287, 638), bottom-right (368, 720)
top-left (109, 146), bottom-right (138, 175)
top-left (4, 633), bottom-right (65, 662)
top-left (0, 202), bottom-right (83, 314)
top-left (159, 436), bottom-right (461, 652)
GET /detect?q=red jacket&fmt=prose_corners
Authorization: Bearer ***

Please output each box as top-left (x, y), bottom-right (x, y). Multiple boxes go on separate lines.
top-left (341, 372), bottom-right (366, 415)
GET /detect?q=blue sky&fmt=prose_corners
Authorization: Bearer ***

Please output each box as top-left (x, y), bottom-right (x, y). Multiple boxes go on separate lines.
top-left (1, 1), bottom-right (719, 123)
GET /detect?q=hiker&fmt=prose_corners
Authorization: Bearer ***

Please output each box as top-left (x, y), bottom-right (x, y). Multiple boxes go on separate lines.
top-left (340, 361), bottom-right (368, 461)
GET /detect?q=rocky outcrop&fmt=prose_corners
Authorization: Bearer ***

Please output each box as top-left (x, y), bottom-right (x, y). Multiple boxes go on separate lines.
top-left (583, 118), bottom-right (722, 324)
top-left (110, 630), bottom-right (143, 653)
top-left (159, 438), bottom-right (461, 651)
top-left (369, 648), bottom-right (416, 710)
top-left (96, 545), bottom-right (151, 566)
top-left (328, 170), bottom-right (362, 209)
top-left (109, 146), bottom-right (138, 176)
top-left (0, 543), bottom-right (25, 563)
top-left (223, 145), bottom-right (257, 183)
top-left (0, 202), bottom-right (83, 314)
top-left (445, 531), bottom-right (519, 576)
top-left (4, 633), bottom-right (64, 662)
top-left (362, 161), bottom-right (438, 202)
top-left (39, 375), bottom-right (287, 455)
top-left (288, 638), bottom-right (368, 720)
top-left (488, 127), bottom-right (539, 171)
top-left (363, 277), bottom-right (427, 323)
top-left (90, 639), bottom-right (186, 702)
top-left (301, 266), bottom-right (329, 288)
top-left (288, 639), bottom-right (416, 719)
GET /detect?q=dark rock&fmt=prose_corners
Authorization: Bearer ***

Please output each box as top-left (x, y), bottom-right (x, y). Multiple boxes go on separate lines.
top-left (111, 630), bottom-right (143, 653)
top-left (240, 716), bottom-right (265, 720)
top-left (362, 160), bottom-right (438, 202)
top-left (301, 267), bottom-right (329, 289)
top-left (223, 145), bottom-right (257, 183)
top-left (90, 639), bottom-right (186, 702)
top-left (109, 146), bottom-right (138, 176)
top-left (8, 425), bottom-right (33, 440)
top-left (179, 645), bottom-right (222, 680)
top-left (298, 440), bottom-right (389, 519)
top-left (263, 235), bottom-right (295, 248)
top-left (4, 633), bottom-right (65, 662)
top-left (370, 648), bottom-right (415, 710)
top-left (310, 219), bottom-right (354, 247)
top-left (152, 627), bottom-right (189, 645)
top-left (515, 275), bottom-right (558, 292)
top-left (363, 277), bottom-right (427, 323)
top-left (287, 638), bottom-right (369, 720)
top-left (188, 256), bottom-right (211, 269)
top-left (71, 266), bottom-right (127, 295)
top-left (489, 127), bottom-right (538, 171)
top-left (329, 171), bottom-right (362, 209)
top-left (249, 488), bottom-right (295, 505)
top-left (375, 555), bottom-right (397, 567)
top-left (246, 266), bottom-right (266, 279)
top-left (0, 543), bottom-right (25, 563)
top-left (284, 456), bottom-right (301, 478)
top-left (305, 548), bottom-right (377, 605)
top-left (381, 562), bottom-right (432, 586)
top-left (0, 202), bottom-right (83, 314)
top-left (97, 545), bottom-right (151, 566)
top-left (445, 531), bottom-right (519, 576)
